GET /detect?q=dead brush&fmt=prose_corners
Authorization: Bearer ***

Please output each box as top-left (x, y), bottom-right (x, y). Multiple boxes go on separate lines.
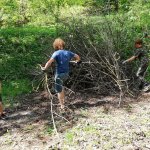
top-left (28, 64), bottom-right (75, 134)
top-left (56, 14), bottom-right (142, 105)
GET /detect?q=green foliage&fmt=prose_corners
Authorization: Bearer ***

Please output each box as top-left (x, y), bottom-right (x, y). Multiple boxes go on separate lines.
top-left (2, 79), bottom-right (32, 107)
top-left (1, 0), bottom-right (150, 27)
top-left (127, 0), bottom-right (150, 28)
top-left (0, 0), bottom-right (85, 27)
top-left (0, 0), bottom-right (19, 27)
top-left (0, 27), bottom-right (56, 80)
top-left (2, 79), bottom-right (31, 97)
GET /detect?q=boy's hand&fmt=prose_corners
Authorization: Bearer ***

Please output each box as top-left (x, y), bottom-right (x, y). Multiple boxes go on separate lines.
top-left (39, 65), bottom-right (47, 72)
top-left (76, 60), bottom-right (82, 65)
top-left (70, 60), bottom-right (82, 65)
top-left (41, 66), bottom-right (46, 71)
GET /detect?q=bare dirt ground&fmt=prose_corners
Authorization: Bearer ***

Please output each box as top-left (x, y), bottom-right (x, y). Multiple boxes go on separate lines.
top-left (0, 91), bottom-right (150, 150)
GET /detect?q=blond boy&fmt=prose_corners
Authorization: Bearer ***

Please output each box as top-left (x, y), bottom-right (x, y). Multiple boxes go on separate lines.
top-left (41, 38), bottom-right (81, 110)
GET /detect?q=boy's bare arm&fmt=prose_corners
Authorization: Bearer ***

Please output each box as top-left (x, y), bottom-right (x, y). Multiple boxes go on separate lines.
top-left (123, 56), bottom-right (136, 64)
top-left (42, 58), bottom-right (55, 70)
top-left (126, 56), bottom-right (136, 62)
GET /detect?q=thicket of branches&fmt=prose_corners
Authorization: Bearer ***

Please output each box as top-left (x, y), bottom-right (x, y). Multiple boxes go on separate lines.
top-left (1, 0), bottom-right (150, 99)
top-left (55, 16), bottom-right (142, 97)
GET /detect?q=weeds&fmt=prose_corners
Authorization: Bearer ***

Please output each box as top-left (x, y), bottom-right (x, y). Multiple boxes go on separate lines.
top-left (2, 79), bottom-right (32, 106)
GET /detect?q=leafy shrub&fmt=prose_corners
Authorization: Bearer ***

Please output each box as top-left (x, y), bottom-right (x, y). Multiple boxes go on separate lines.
top-left (2, 79), bottom-right (32, 106)
top-left (0, 27), bottom-right (56, 80)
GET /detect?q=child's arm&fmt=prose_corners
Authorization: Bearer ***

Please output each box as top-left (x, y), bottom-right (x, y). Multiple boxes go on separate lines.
top-left (123, 56), bottom-right (137, 64)
top-left (41, 58), bottom-right (55, 70)
top-left (70, 54), bottom-right (82, 65)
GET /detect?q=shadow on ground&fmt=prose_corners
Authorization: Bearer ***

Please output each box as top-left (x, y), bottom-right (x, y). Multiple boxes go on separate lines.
top-left (0, 90), bottom-right (149, 136)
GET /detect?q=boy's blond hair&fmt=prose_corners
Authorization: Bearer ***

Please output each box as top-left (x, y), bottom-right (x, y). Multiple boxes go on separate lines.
top-left (53, 38), bottom-right (65, 50)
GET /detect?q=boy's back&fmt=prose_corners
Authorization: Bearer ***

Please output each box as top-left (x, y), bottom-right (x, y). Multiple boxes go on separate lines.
top-left (51, 50), bottom-right (75, 74)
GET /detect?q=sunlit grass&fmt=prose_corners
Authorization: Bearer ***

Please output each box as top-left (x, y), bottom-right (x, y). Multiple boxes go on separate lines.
top-left (2, 79), bottom-right (32, 106)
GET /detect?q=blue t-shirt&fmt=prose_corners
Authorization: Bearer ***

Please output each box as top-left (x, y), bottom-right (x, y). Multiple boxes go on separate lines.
top-left (51, 50), bottom-right (75, 74)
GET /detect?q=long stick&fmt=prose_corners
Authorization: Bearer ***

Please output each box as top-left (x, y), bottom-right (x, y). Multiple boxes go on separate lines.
top-left (44, 72), bottom-right (58, 135)
top-left (70, 61), bottom-right (100, 64)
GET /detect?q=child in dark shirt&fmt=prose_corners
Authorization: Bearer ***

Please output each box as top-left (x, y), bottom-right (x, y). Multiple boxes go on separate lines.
top-left (123, 39), bottom-right (149, 90)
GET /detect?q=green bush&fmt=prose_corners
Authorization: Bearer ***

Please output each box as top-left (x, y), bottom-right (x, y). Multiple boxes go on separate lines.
top-left (0, 27), bottom-right (56, 80)
top-left (2, 79), bottom-right (32, 97)
top-left (2, 79), bottom-right (32, 106)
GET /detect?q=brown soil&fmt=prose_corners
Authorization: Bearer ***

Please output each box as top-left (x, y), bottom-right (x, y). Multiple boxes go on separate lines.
top-left (0, 91), bottom-right (150, 150)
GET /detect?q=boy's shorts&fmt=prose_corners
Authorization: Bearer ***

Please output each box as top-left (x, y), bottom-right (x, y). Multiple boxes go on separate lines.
top-left (54, 73), bottom-right (69, 93)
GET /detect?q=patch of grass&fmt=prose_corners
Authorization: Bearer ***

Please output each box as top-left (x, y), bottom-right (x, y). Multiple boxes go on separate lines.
top-left (65, 131), bottom-right (75, 143)
top-left (2, 79), bottom-right (32, 106)
top-left (83, 125), bottom-right (97, 133)
top-left (45, 126), bottom-right (54, 135)
top-left (23, 125), bottom-right (34, 133)
top-left (0, 27), bottom-right (56, 80)
top-left (0, 26), bottom-right (56, 36)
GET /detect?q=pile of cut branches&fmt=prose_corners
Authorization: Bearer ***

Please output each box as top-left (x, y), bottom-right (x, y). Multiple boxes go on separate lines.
top-left (57, 16), bottom-right (139, 98)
